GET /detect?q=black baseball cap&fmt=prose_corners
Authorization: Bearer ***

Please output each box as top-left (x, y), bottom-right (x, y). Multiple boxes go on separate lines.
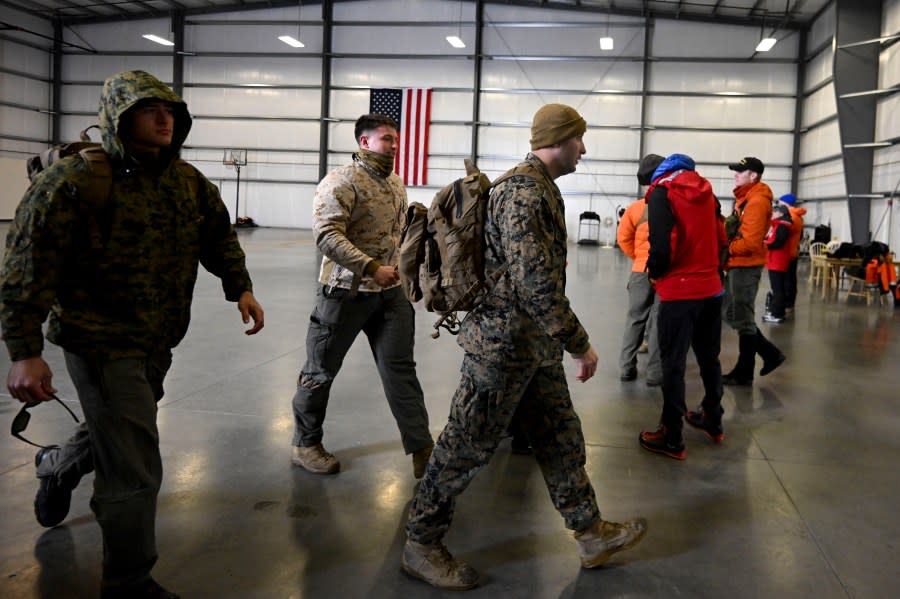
top-left (728, 156), bottom-right (764, 175)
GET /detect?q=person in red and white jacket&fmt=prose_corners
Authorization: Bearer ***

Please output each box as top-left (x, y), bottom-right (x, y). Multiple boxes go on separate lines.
top-left (638, 153), bottom-right (728, 461)
top-left (763, 205), bottom-right (793, 323)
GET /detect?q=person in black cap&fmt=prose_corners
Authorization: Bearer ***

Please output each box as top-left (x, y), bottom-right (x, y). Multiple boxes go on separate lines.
top-left (720, 157), bottom-right (785, 386)
top-left (616, 154), bottom-right (665, 386)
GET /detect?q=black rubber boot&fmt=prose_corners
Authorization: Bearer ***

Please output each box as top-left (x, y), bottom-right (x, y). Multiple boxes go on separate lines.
top-left (756, 327), bottom-right (786, 376)
top-left (723, 333), bottom-right (756, 386)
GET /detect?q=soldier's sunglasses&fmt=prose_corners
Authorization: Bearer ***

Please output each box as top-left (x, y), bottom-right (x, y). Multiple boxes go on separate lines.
top-left (10, 394), bottom-right (80, 449)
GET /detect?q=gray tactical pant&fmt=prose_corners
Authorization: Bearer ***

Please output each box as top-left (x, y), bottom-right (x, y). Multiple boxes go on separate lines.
top-left (618, 271), bottom-right (662, 380)
top-left (406, 354), bottom-right (600, 545)
top-left (37, 350), bottom-right (171, 588)
top-left (722, 266), bottom-right (763, 336)
top-left (292, 285), bottom-right (432, 454)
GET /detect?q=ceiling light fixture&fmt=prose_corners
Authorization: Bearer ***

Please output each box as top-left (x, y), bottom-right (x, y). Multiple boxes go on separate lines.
top-left (600, 5), bottom-right (614, 51)
top-left (755, 37), bottom-right (777, 52)
top-left (143, 34), bottom-right (174, 46)
top-left (754, 0), bottom-right (778, 53)
top-left (279, 35), bottom-right (305, 48)
top-left (447, 1), bottom-right (466, 48)
top-left (280, 0), bottom-right (305, 48)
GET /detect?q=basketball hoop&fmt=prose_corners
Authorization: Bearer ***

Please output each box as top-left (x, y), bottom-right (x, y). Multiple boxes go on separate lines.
top-left (222, 149), bottom-right (248, 225)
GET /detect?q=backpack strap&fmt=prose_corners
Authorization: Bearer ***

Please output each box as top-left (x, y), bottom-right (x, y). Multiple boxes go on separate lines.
top-left (173, 158), bottom-right (200, 198)
top-left (485, 165), bottom-right (556, 281)
top-left (77, 147), bottom-right (112, 250)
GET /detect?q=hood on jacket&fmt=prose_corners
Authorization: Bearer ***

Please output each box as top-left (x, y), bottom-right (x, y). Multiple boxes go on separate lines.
top-left (99, 70), bottom-right (191, 162)
top-left (790, 206), bottom-right (807, 218)
top-left (637, 154), bottom-right (665, 186)
top-left (651, 153), bottom-right (696, 183)
top-left (773, 205), bottom-right (793, 223)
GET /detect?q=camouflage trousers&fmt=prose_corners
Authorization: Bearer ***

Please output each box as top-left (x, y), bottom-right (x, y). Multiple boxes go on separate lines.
top-left (405, 354), bottom-right (600, 545)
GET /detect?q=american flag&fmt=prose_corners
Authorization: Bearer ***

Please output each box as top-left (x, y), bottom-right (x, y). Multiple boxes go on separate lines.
top-left (369, 88), bottom-right (432, 186)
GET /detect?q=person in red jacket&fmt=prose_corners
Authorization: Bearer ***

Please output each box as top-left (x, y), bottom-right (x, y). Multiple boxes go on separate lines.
top-left (778, 193), bottom-right (807, 314)
top-left (638, 153), bottom-right (727, 460)
top-left (617, 153), bottom-right (664, 385)
top-left (763, 205), bottom-right (793, 324)
top-left (721, 157), bottom-right (785, 386)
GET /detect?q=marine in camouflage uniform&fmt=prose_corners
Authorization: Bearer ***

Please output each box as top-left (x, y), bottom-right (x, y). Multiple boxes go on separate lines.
top-left (1, 70), bottom-right (263, 598)
top-left (402, 104), bottom-right (647, 591)
top-left (290, 114), bottom-right (433, 476)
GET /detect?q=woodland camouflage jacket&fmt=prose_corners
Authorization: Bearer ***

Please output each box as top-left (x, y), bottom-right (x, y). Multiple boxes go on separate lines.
top-left (0, 70), bottom-right (252, 361)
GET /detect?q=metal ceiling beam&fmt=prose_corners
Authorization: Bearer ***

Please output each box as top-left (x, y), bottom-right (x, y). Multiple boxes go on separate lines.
top-left (57, 0), bottom-right (809, 30)
top-left (55, 0), bottom-right (108, 18)
top-left (748, 0), bottom-right (764, 19)
top-left (0, 0), bottom-right (53, 21)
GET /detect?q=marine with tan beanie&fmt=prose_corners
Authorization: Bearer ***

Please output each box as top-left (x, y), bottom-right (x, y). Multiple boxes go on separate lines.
top-left (401, 103), bottom-right (648, 591)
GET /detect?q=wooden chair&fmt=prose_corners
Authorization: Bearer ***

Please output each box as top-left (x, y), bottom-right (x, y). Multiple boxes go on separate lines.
top-left (808, 242), bottom-right (830, 289)
top-left (845, 273), bottom-right (870, 303)
top-left (845, 273), bottom-right (890, 306)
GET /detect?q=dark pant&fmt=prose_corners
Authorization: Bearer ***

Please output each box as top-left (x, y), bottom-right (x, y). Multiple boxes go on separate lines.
top-left (722, 266), bottom-right (762, 336)
top-left (406, 355), bottom-right (600, 545)
top-left (292, 285), bottom-right (432, 454)
top-left (768, 270), bottom-right (788, 318)
top-left (657, 296), bottom-right (724, 439)
top-left (42, 351), bottom-right (172, 588)
top-left (785, 259), bottom-right (799, 308)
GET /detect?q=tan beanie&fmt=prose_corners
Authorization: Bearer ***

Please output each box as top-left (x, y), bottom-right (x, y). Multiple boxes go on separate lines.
top-left (530, 103), bottom-right (587, 150)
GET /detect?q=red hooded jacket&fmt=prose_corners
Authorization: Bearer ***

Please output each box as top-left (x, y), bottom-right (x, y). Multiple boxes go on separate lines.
top-left (646, 169), bottom-right (726, 301)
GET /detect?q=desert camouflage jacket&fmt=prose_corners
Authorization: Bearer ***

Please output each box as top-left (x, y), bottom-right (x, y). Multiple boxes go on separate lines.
top-left (0, 70), bottom-right (252, 361)
top-left (313, 155), bottom-right (406, 293)
top-left (459, 154), bottom-right (590, 365)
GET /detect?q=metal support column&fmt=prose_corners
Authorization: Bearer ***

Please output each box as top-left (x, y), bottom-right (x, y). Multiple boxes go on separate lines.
top-left (51, 17), bottom-right (62, 145)
top-left (637, 16), bottom-right (652, 196)
top-left (318, 0), bottom-right (333, 181)
top-left (172, 10), bottom-right (185, 96)
top-left (469, 0), bottom-right (484, 164)
top-left (790, 29), bottom-right (807, 196)
top-left (833, 0), bottom-right (882, 243)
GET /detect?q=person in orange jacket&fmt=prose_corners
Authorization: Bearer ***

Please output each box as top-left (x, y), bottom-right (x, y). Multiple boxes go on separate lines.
top-left (778, 193), bottom-right (807, 314)
top-left (721, 157), bottom-right (785, 386)
top-left (617, 154), bottom-right (664, 385)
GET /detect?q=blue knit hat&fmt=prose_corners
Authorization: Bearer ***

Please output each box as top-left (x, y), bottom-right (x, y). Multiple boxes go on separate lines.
top-left (779, 193), bottom-right (797, 206)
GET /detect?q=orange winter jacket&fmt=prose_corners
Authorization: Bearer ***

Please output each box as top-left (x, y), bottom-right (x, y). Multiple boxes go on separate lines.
top-left (726, 181), bottom-right (773, 269)
top-left (787, 205), bottom-right (807, 259)
top-left (617, 199), bottom-right (649, 272)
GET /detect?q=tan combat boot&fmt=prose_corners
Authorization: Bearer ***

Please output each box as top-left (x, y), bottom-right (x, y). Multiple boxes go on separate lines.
top-left (401, 539), bottom-right (479, 590)
top-left (412, 444), bottom-right (433, 479)
top-left (291, 444), bottom-right (340, 474)
top-left (574, 517), bottom-right (648, 568)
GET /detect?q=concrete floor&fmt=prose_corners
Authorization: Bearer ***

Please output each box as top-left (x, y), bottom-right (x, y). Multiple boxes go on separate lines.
top-left (1, 226), bottom-right (898, 599)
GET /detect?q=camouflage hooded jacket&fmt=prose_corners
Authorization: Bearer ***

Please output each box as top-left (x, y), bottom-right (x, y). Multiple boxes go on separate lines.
top-left (458, 154), bottom-right (590, 366)
top-left (0, 70), bottom-right (252, 361)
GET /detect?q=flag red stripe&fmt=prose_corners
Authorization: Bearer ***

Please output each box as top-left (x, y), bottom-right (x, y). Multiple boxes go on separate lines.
top-left (412, 89), bottom-right (422, 186)
top-left (403, 89), bottom-right (413, 185)
top-left (422, 89), bottom-right (431, 185)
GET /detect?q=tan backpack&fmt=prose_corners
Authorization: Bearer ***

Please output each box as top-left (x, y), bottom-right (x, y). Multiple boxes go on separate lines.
top-left (399, 159), bottom-right (550, 338)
